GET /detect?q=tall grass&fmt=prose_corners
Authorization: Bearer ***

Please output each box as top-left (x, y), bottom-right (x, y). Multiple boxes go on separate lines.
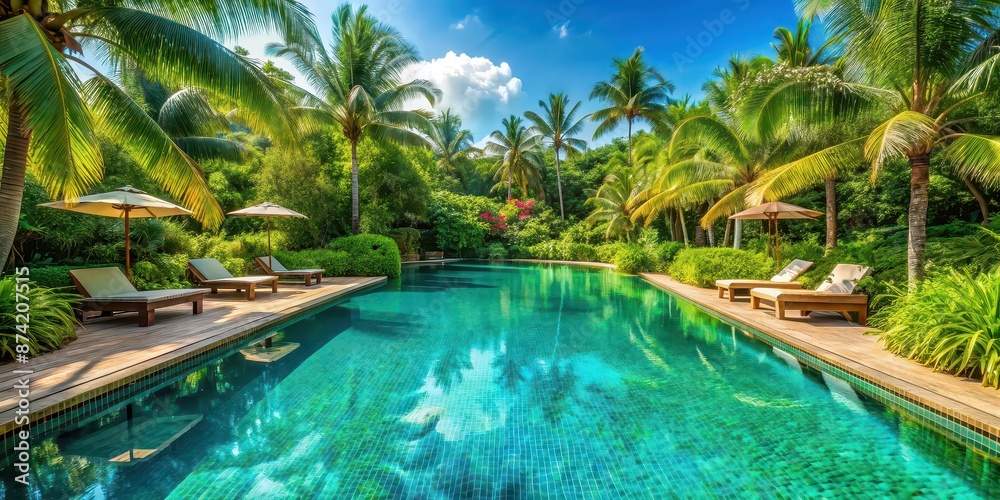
top-left (0, 277), bottom-right (79, 359)
top-left (872, 270), bottom-right (1000, 388)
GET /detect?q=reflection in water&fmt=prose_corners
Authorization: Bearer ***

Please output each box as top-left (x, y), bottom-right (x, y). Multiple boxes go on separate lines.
top-left (4, 263), bottom-right (1000, 498)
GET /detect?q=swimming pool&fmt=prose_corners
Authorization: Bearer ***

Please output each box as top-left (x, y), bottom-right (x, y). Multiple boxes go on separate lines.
top-left (5, 263), bottom-right (999, 497)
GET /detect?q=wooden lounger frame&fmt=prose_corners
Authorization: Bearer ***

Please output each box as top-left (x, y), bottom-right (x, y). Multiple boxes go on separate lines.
top-left (254, 257), bottom-right (324, 286)
top-left (716, 281), bottom-right (804, 301)
top-left (750, 290), bottom-right (869, 325)
top-left (186, 263), bottom-right (278, 301)
top-left (70, 272), bottom-right (207, 327)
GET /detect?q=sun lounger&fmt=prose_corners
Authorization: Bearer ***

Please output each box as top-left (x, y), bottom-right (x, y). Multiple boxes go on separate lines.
top-left (716, 259), bottom-right (813, 301)
top-left (187, 258), bottom-right (279, 300)
top-left (255, 256), bottom-right (324, 286)
top-left (69, 267), bottom-right (207, 327)
top-left (750, 264), bottom-right (872, 324)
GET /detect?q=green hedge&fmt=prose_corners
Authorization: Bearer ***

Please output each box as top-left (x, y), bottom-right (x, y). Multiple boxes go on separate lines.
top-left (612, 244), bottom-right (658, 274)
top-left (275, 234), bottom-right (401, 278)
top-left (669, 248), bottom-right (773, 287)
top-left (655, 242), bottom-right (685, 271)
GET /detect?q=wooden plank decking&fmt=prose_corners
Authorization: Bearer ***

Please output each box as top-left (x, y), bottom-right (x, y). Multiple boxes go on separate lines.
top-left (0, 277), bottom-right (385, 433)
top-left (640, 273), bottom-right (1000, 446)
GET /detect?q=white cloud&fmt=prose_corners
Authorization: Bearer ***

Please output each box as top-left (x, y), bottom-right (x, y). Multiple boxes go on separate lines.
top-left (557, 22), bottom-right (569, 39)
top-left (450, 14), bottom-right (481, 30)
top-left (401, 51), bottom-right (523, 114)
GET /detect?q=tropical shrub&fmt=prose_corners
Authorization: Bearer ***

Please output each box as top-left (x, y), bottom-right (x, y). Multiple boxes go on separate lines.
top-left (669, 248), bottom-right (773, 287)
top-left (595, 242), bottom-right (627, 263)
top-left (486, 243), bottom-right (508, 260)
top-left (132, 254), bottom-right (190, 291)
top-left (654, 242), bottom-right (685, 270)
top-left (528, 240), bottom-right (567, 261)
top-left (329, 235), bottom-right (402, 278)
top-left (873, 270), bottom-right (1000, 388)
top-left (274, 235), bottom-right (402, 279)
top-left (612, 244), bottom-right (657, 274)
top-left (566, 243), bottom-right (597, 262)
top-left (0, 277), bottom-right (79, 360)
top-left (425, 191), bottom-right (494, 256)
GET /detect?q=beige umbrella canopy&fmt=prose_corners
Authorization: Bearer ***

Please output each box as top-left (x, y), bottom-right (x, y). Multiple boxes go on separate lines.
top-left (39, 185), bottom-right (193, 280)
top-left (730, 202), bottom-right (822, 263)
top-left (227, 202), bottom-right (307, 268)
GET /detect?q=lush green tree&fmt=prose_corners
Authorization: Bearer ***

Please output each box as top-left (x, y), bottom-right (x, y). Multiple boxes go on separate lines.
top-left (525, 93), bottom-right (588, 220)
top-left (485, 115), bottom-right (546, 200)
top-left (267, 3), bottom-right (439, 234)
top-left (590, 47), bottom-right (674, 164)
top-left (423, 109), bottom-right (476, 188)
top-left (750, 0), bottom-right (1000, 283)
top-left (634, 114), bottom-right (795, 249)
top-left (0, 0), bottom-right (314, 270)
top-left (585, 159), bottom-right (649, 242)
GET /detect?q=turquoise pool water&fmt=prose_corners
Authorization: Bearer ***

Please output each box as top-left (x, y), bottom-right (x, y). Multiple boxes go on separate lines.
top-left (5, 263), bottom-right (1000, 498)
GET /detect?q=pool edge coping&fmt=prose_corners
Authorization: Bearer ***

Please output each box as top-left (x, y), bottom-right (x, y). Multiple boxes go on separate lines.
top-left (636, 271), bottom-right (1000, 462)
top-left (0, 276), bottom-right (387, 441)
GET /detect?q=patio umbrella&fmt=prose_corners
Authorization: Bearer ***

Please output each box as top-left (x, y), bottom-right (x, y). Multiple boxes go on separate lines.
top-left (40, 185), bottom-right (192, 280)
top-left (226, 202), bottom-right (307, 268)
top-left (729, 202), bottom-right (822, 263)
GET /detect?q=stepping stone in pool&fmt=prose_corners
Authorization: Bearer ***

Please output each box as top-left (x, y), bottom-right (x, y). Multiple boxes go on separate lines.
top-left (400, 406), bottom-right (445, 440)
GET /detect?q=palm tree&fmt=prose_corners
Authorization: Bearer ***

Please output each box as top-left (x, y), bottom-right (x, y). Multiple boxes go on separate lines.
top-left (633, 115), bottom-right (795, 249)
top-left (524, 93), bottom-right (588, 220)
top-left (424, 109), bottom-right (475, 188)
top-left (769, 17), bottom-right (841, 249)
top-left (749, 0), bottom-right (1000, 283)
top-left (585, 160), bottom-right (649, 242)
top-left (268, 3), bottom-right (439, 234)
top-left (0, 0), bottom-right (312, 270)
top-left (590, 47), bottom-right (674, 165)
top-left (485, 115), bottom-right (546, 200)
top-left (135, 78), bottom-right (250, 162)
top-left (770, 17), bottom-right (833, 68)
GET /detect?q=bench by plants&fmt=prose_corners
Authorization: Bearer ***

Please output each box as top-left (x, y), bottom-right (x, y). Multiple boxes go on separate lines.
top-left (69, 267), bottom-right (208, 327)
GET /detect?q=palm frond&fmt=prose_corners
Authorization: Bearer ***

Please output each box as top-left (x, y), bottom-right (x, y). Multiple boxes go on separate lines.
top-left (0, 14), bottom-right (101, 201)
top-left (864, 111), bottom-right (939, 174)
top-left (942, 134), bottom-right (1000, 191)
top-left (84, 77), bottom-right (223, 228)
top-left (748, 137), bottom-right (866, 204)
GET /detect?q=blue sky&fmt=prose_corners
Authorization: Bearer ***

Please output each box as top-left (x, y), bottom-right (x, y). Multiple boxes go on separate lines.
top-left (237, 0), bottom-right (808, 146)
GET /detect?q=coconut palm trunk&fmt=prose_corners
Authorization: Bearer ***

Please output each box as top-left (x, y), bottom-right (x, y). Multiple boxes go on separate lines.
top-left (351, 140), bottom-right (360, 234)
top-left (733, 219), bottom-right (743, 249)
top-left (825, 176), bottom-right (837, 250)
top-left (554, 148), bottom-right (566, 220)
top-left (0, 97), bottom-right (30, 270)
top-left (907, 153), bottom-right (931, 283)
top-left (626, 120), bottom-right (633, 167)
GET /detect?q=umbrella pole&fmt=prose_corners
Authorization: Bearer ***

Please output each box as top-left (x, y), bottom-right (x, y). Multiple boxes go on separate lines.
top-left (773, 214), bottom-right (781, 265)
top-left (124, 207), bottom-right (132, 281)
top-left (267, 217), bottom-right (272, 269)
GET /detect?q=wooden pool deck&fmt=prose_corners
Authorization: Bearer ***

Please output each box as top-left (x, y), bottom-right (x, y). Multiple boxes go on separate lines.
top-left (0, 277), bottom-right (385, 435)
top-left (640, 273), bottom-right (1000, 450)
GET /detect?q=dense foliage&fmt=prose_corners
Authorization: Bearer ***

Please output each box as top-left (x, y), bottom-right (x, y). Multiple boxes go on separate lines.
top-left (873, 270), bottom-right (1000, 389)
top-left (668, 248), bottom-right (774, 288)
top-left (0, 277), bottom-right (78, 358)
